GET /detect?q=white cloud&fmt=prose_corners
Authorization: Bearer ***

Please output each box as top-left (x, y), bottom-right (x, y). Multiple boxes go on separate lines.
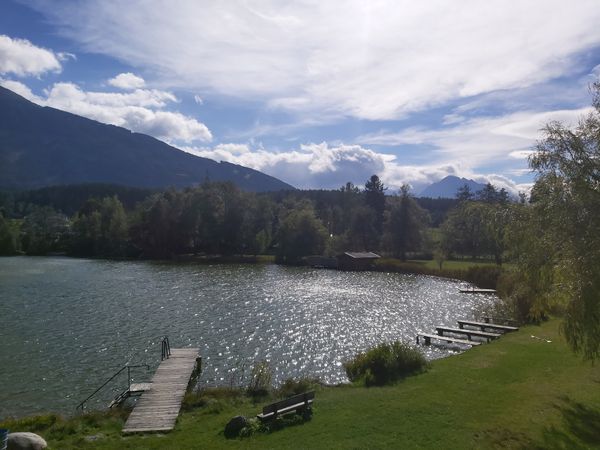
top-left (358, 107), bottom-right (593, 167)
top-left (46, 82), bottom-right (176, 108)
top-left (212, 143), bottom-right (250, 155)
top-left (108, 72), bottom-right (146, 90)
top-left (442, 114), bottom-right (465, 125)
top-left (0, 78), bottom-right (40, 100)
top-left (183, 142), bottom-right (388, 189)
top-left (44, 82), bottom-right (212, 143)
top-left (181, 141), bottom-right (523, 194)
top-left (1, 79), bottom-right (212, 143)
top-left (0, 34), bottom-right (62, 76)
top-left (509, 150), bottom-right (534, 160)
top-left (57, 51), bottom-right (76, 62)
top-left (24, 1), bottom-right (600, 120)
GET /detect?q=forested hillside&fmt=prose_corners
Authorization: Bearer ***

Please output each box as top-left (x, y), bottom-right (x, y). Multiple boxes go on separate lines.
top-left (0, 86), bottom-right (294, 192)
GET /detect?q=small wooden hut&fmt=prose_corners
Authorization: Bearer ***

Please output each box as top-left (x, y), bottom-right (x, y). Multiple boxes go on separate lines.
top-left (336, 251), bottom-right (381, 271)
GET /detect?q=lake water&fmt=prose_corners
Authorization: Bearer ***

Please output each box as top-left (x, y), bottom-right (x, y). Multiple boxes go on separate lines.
top-left (0, 256), bottom-right (496, 418)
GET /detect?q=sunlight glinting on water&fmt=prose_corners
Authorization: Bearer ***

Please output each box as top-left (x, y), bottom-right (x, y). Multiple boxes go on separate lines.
top-left (0, 257), bottom-right (495, 417)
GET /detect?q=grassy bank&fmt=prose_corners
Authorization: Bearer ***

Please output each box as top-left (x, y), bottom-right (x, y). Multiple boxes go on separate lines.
top-left (3, 319), bottom-right (600, 449)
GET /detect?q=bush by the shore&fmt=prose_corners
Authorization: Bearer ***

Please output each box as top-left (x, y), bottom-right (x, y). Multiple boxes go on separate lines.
top-left (344, 341), bottom-right (428, 386)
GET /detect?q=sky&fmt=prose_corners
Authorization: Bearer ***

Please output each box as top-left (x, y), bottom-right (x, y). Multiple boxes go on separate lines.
top-left (1, 0), bottom-right (600, 194)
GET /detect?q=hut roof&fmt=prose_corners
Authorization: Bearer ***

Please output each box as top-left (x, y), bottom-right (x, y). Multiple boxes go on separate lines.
top-left (342, 252), bottom-right (381, 259)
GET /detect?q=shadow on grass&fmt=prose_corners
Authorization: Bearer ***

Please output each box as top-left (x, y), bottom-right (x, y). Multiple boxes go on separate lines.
top-left (262, 409), bottom-right (312, 434)
top-left (538, 398), bottom-right (600, 449)
top-left (225, 410), bottom-right (313, 440)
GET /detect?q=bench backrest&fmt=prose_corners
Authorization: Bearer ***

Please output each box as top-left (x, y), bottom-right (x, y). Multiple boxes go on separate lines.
top-left (262, 391), bottom-right (315, 415)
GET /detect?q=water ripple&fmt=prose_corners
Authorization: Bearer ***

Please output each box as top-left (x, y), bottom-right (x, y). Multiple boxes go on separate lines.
top-left (0, 257), bottom-right (495, 417)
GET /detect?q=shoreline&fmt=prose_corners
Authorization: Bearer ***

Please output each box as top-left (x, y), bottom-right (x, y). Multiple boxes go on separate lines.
top-left (1, 253), bottom-right (504, 289)
top-left (2, 320), bottom-right (598, 449)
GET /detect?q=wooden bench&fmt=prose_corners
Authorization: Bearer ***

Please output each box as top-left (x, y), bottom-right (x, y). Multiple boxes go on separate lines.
top-left (416, 333), bottom-right (481, 347)
top-left (436, 326), bottom-right (501, 342)
top-left (457, 320), bottom-right (519, 333)
top-left (257, 391), bottom-right (315, 421)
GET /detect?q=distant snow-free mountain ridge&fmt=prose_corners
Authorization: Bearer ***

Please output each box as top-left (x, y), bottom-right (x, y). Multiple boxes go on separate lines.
top-left (419, 175), bottom-right (487, 199)
top-left (0, 86), bottom-right (294, 192)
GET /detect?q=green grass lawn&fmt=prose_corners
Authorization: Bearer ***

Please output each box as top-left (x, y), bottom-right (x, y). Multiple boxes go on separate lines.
top-left (3, 319), bottom-right (600, 449)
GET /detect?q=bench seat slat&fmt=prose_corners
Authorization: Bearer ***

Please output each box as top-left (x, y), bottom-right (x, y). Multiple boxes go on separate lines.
top-left (257, 391), bottom-right (315, 421)
top-left (257, 399), bottom-right (314, 420)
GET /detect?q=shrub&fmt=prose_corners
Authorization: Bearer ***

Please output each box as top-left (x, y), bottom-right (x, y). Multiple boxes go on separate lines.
top-left (0, 410), bottom-right (128, 443)
top-left (239, 418), bottom-right (262, 438)
top-left (182, 387), bottom-right (244, 411)
top-left (276, 377), bottom-right (320, 399)
top-left (464, 265), bottom-right (503, 289)
top-left (496, 270), bottom-right (551, 324)
top-left (344, 341), bottom-right (428, 386)
top-left (0, 414), bottom-right (60, 433)
top-left (247, 360), bottom-right (273, 397)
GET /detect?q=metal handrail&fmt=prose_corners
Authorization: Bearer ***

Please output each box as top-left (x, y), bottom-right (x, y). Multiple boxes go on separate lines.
top-left (161, 336), bottom-right (171, 361)
top-left (76, 364), bottom-right (150, 412)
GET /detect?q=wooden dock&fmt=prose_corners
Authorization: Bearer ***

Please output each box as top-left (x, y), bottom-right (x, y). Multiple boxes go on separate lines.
top-left (416, 316), bottom-right (520, 350)
top-left (435, 326), bottom-right (501, 342)
top-left (457, 320), bottom-right (519, 333)
top-left (459, 288), bottom-right (497, 294)
top-left (417, 332), bottom-right (482, 347)
top-left (109, 382), bottom-right (153, 409)
top-left (122, 348), bottom-right (200, 434)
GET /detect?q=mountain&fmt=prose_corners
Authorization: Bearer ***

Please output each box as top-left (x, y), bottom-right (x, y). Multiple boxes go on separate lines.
top-left (0, 86), bottom-right (294, 192)
top-left (418, 175), bottom-right (486, 199)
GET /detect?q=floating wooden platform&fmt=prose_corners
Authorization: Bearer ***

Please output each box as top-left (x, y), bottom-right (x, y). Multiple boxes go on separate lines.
top-left (457, 320), bottom-right (519, 333)
top-left (122, 348), bottom-right (199, 434)
top-left (435, 326), bottom-right (501, 342)
top-left (129, 382), bottom-right (153, 394)
top-left (482, 316), bottom-right (518, 326)
top-left (417, 332), bottom-right (482, 347)
top-left (109, 383), bottom-right (153, 409)
top-left (459, 288), bottom-right (497, 294)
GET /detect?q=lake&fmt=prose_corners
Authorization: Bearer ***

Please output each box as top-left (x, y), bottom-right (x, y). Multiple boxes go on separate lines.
top-left (0, 256), bottom-right (496, 418)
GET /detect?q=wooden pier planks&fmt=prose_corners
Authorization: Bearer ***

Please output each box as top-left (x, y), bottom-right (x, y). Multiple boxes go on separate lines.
top-left (417, 332), bottom-right (482, 347)
top-left (122, 348), bottom-right (199, 434)
top-left (459, 288), bottom-right (497, 294)
top-left (457, 320), bottom-right (519, 333)
top-left (435, 326), bottom-right (501, 342)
